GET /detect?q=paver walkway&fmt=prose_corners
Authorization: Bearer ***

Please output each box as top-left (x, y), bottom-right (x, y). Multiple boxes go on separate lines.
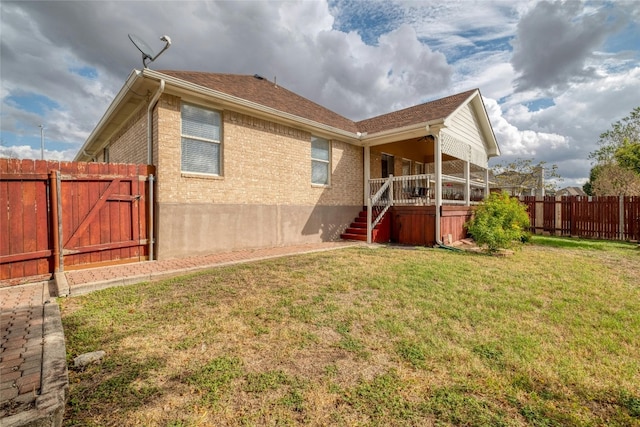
top-left (0, 282), bottom-right (47, 418)
top-left (1, 241), bottom-right (361, 425)
top-left (64, 241), bottom-right (360, 295)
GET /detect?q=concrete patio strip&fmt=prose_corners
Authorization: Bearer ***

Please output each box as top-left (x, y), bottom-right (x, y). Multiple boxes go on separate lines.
top-left (1, 241), bottom-right (361, 426)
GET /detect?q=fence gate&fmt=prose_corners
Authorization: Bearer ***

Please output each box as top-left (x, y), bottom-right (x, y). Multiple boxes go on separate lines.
top-left (1, 159), bottom-right (155, 286)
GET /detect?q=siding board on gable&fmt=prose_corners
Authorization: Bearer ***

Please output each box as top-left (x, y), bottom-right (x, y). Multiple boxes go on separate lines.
top-left (445, 104), bottom-right (485, 152)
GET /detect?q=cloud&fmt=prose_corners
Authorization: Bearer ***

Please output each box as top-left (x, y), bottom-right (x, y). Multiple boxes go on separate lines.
top-left (0, 144), bottom-right (75, 161)
top-left (511, 0), bottom-right (627, 92)
top-left (484, 97), bottom-right (568, 157)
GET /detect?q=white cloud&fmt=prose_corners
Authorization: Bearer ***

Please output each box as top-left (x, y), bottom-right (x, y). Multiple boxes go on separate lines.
top-left (0, 144), bottom-right (75, 161)
top-left (484, 97), bottom-right (568, 156)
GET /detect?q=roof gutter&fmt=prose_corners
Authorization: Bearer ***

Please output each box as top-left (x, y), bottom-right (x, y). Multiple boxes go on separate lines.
top-left (147, 79), bottom-right (165, 165)
top-left (141, 69), bottom-right (363, 144)
top-left (362, 119), bottom-right (445, 147)
top-left (74, 70), bottom-right (143, 161)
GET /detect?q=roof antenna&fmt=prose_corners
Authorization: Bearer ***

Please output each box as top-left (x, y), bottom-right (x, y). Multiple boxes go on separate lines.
top-left (128, 34), bottom-right (172, 68)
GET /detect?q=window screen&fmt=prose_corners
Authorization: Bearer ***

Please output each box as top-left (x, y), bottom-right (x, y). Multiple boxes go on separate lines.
top-left (181, 103), bottom-right (221, 174)
top-left (311, 136), bottom-right (330, 185)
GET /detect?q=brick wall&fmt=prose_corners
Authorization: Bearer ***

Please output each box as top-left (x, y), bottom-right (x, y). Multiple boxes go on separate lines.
top-left (105, 106), bottom-right (148, 164)
top-left (155, 95), bottom-right (363, 206)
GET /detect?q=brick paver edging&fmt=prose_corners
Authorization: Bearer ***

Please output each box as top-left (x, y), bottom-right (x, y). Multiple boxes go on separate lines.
top-left (2, 301), bottom-right (68, 427)
top-left (66, 242), bottom-right (362, 296)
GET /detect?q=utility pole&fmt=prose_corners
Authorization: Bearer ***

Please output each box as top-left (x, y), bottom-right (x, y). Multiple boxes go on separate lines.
top-left (39, 125), bottom-right (45, 160)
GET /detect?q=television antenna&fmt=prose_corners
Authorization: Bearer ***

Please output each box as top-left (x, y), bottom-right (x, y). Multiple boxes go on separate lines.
top-left (128, 34), bottom-right (171, 68)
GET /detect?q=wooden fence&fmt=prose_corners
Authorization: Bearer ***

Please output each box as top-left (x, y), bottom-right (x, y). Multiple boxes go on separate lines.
top-left (1, 158), bottom-right (155, 285)
top-left (521, 196), bottom-right (640, 241)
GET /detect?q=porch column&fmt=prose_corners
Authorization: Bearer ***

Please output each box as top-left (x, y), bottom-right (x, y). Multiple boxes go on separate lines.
top-left (434, 134), bottom-right (442, 208)
top-left (464, 160), bottom-right (470, 206)
top-left (484, 168), bottom-right (490, 199)
top-left (364, 145), bottom-right (370, 207)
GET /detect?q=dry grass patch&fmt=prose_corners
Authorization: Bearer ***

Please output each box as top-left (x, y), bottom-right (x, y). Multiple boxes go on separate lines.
top-left (61, 238), bottom-right (640, 426)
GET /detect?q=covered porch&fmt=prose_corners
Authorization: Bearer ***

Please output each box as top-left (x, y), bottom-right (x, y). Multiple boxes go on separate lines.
top-left (339, 89), bottom-right (500, 245)
top-left (365, 130), bottom-right (491, 246)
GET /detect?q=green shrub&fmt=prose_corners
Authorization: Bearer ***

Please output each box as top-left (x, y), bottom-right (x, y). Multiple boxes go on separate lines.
top-left (465, 191), bottom-right (530, 252)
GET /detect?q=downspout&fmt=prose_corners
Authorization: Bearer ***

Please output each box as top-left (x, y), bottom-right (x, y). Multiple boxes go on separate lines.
top-left (147, 79), bottom-right (165, 165)
top-left (434, 130), bottom-right (443, 246)
top-left (147, 78), bottom-right (164, 260)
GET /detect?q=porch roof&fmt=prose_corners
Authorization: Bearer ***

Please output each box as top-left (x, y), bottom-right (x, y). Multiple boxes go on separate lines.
top-left (355, 89), bottom-right (477, 134)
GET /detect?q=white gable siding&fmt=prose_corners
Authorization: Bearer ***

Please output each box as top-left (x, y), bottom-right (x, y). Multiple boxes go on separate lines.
top-left (445, 103), bottom-right (486, 153)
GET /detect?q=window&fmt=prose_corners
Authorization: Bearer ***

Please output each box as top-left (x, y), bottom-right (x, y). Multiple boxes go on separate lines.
top-left (181, 103), bottom-right (222, 175)
top-left (414, 162), bottom-right (424, 175)
top-left (103, 147), bottom-right (110, 163)
top-left (311, 136), bottom-right (330, 185)
top-left (402, 159), bottom-right (411, 176)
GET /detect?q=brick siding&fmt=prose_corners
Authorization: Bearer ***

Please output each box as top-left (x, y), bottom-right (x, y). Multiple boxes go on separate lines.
top-left (153, 95), bottom-right (363, 206)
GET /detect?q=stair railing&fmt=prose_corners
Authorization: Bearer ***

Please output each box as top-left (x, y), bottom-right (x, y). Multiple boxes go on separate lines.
top-left (367, 175), bottom-right (394, 243)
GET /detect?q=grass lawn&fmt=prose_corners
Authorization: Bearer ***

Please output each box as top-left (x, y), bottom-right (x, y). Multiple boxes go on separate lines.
top-left (60, 237), bottom-right (640, 426)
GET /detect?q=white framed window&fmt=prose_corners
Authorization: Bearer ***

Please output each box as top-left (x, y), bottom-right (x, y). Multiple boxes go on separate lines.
top-left (181, 103), bottom-right (222, 175)
top-left (311, 136), bottom-right (330, 185)
top-left (414, 162), bottom-right (424, 175)
top-left (402, 158), bottom-right (411, 176)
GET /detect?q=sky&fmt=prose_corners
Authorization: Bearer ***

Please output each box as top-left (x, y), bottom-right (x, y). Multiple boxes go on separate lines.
top-left (1, 0), bottom-right (639, 188)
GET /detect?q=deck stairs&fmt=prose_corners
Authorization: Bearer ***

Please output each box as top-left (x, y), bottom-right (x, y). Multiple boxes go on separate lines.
top-left (341, 209), bottom-right (391, 243)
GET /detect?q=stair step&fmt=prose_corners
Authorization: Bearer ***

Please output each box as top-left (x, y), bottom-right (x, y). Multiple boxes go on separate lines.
top-left (344, 227), bottom-right (367, 235)
top-left (340, 233), bottom-right (368, 242)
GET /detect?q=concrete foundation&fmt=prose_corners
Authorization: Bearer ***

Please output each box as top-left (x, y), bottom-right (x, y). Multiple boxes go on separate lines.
top-left (155, 203), bottom-right (361, 259)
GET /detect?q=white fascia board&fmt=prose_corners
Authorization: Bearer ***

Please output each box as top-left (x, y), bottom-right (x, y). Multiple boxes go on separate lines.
top-left (362, 119), bottom-right (445, 147)
top-left (142, 69), bottom-right (363, 145)
top-left (74, 69), bottom-right (144, 161)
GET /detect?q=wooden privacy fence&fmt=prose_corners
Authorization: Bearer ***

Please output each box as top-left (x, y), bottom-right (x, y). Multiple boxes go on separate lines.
top-left (521, 196), bottom-right (640, 241)
top-left (1, 158), bottom-right (155, 285)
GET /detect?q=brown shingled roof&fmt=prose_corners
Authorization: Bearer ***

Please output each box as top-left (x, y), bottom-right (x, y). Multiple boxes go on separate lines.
top-left (355, 89), bottom-right (477, 134)
top-left (158, 70), bottom-right (477, 136)
top-left (158, 71), bottom-right (359, 133)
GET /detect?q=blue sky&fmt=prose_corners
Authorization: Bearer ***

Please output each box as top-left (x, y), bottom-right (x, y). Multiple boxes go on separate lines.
top-left (1, 0), bottom-right (639, 188)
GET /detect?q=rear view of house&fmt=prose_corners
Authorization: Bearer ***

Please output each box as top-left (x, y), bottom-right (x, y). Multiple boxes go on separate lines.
top-left (75, 69), bottom-right (499, 259)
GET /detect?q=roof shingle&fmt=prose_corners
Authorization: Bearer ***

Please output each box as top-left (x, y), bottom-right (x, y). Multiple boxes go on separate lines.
top-left (158, 70), bottom-right (477, 135)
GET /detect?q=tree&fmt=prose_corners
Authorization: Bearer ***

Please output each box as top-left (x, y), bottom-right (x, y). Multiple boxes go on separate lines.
top-left (582, 164), bottom-right (602, 196)
top-left (591, 163), bottom-right (640, 196)
top-left (589, 107), bottom-right (640, 164)
top-left (615, 140), bottom-right (640, 173)
top-left (492, 158), bottom-right (562, 196)
top-left (585, 107), bottom-right (640, 196)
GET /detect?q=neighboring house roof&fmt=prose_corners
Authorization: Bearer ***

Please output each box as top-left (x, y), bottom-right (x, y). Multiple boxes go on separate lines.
top-left (556, 186), bottom-right (587, 196)
top-left (75, 69), bottom-right (500, 161)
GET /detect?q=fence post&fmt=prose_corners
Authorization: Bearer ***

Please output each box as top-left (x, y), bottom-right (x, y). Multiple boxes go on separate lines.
top-left (555, 196), bottom-right (562, 236)
top-left (49, 171), bottom-right (60, 273)
top-left (51, 169), bottom-right (69, 296)
top-left (619, 195), bottom-right (625, 240)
